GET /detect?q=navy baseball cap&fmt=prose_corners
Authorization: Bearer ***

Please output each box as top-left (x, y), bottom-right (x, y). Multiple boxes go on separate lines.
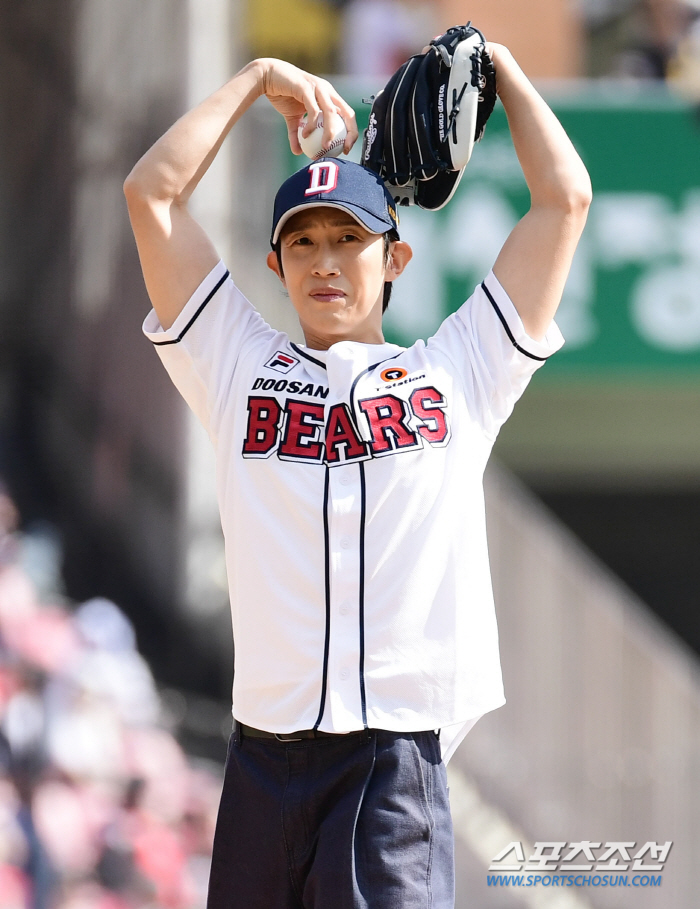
top-left (271, 158), bottom-right (400, 246)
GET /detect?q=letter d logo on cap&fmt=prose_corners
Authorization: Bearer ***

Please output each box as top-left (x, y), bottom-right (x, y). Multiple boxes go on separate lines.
top-left (305, 161), bottom-right (339, 196)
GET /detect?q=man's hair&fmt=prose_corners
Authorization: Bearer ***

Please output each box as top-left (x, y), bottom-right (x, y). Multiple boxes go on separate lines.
top-left (273, 228), bottom-right (401, 314)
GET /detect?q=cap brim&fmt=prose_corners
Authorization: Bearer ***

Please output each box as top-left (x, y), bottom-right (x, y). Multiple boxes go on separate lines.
top-left (271, 201), bottom-right (394, 245)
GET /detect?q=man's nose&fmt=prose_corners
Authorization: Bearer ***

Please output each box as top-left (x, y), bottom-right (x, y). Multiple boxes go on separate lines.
top-left (312, 245), bottom-right (340, 275)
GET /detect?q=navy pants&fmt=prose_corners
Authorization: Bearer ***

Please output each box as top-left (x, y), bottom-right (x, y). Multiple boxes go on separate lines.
top-left (206, 725), bottom-right (455, 909)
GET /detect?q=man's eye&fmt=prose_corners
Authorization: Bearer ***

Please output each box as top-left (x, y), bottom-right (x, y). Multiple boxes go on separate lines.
top-left (340, 233), bottom-right (360, 242)
top-left (293, 236), bottom-right (312, 245)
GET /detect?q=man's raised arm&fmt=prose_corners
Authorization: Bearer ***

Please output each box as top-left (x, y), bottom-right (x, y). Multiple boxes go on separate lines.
top-left (123, 59), bottom-right (358, 330)
top-left (488, 44), bottom-right (592, 341)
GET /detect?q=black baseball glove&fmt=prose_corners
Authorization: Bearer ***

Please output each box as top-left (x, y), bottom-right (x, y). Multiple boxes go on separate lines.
top-left (360, 22), bottom-right (497, 211)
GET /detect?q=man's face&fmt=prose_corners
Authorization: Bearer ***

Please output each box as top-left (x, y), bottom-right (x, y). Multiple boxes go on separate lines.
top-left (267, 207), bottom-right (391, 348)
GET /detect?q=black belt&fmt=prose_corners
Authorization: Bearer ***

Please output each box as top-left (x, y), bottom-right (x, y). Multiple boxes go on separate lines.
top-left (236, 721), bottom-right (354, 742)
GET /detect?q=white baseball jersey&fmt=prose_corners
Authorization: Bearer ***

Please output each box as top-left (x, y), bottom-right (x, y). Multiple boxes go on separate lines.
top-left (143, 260), bottom-right (563, 762)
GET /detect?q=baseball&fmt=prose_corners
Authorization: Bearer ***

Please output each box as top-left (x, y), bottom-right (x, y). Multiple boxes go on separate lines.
top-left (298, 111), bottom-right (347, 159)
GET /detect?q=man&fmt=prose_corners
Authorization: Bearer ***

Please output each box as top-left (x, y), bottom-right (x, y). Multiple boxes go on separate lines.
top-left (124, 46), bottom-right (591, 909)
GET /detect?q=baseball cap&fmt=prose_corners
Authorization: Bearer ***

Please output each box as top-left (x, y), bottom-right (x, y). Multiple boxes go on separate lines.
top-left (271, 157), bottom-right (400, 246)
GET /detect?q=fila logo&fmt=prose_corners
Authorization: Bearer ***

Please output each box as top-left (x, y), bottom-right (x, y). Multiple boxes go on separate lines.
top-left (305, 161), bottom-right (339, 196)
top-left (265, 351), bottom-right (299, 374)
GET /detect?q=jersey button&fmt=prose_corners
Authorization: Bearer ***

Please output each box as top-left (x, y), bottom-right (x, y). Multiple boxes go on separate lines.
top-left (340, 473), bottom-right (352, 486)
top-left (339, 602), bottom-right (350, 615)
top-left (340, 669), bottom-right (349, 681)
top-left (340, 537), bottom-right (351, 550)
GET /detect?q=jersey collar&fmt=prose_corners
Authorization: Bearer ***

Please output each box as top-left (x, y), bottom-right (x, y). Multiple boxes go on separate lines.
top-left (291, 340), bottom-right (404, 368)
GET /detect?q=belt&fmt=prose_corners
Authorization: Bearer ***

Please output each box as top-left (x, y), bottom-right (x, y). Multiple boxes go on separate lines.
top-left (236, 721), bottom-right (354, 742)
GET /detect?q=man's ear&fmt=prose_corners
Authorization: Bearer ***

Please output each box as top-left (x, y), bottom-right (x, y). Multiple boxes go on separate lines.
top-left (384, 240), bottom-right (413, 282)
top-left (267, 250), bottom-right (285, 284)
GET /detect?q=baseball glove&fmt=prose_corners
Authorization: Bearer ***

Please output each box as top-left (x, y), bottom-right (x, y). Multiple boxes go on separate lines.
top-left (361, 22), bottom-right (497, 211)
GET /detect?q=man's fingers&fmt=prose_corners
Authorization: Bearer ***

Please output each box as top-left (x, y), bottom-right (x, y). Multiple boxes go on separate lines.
top-left (313, 81), bottom-right (340, 149)
top-left (288, 121), bottom-right (303, 155)
top-left (342, 108), bottom-right (359, 153)
top-left (300, 112), bottom-right (320, 139)
top-left (316, 91), bottom-right (358, 153)
top-left (330, 94), bottom-right (358, 153)
top-left (270, 67), bottom-right (359, 155)
top-left (296, 80), bottom-right (321, 137)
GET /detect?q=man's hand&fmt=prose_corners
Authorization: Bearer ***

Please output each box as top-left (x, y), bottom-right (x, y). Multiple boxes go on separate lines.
top-left (258, 58), bottom-right (358, 156)
top-left (124, 58), bottom-right (360, 330)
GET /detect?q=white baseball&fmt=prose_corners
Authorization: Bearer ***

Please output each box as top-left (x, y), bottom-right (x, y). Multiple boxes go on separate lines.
top-left (298, 111), bottom-right (347, 159)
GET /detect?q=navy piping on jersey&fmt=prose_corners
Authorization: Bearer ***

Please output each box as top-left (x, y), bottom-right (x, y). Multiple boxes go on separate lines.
top-left (346, 354), bottom-right (403, 729)
top-left (149, 271), bottom-right (229, 346)
top-left (314, 466), bottom-right (332, 729)
top-left (481, 281), bottom-right (550, 362)
top-left (290, 342), bottom-right (327, 371)
top-left (358, 462), bottom-right (368, 728)
top-left (307, 352), bottom-right (399, 731)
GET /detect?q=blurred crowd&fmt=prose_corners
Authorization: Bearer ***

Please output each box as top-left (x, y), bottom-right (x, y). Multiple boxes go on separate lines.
top-left (0, 484), bottom-right (222, 909)
top-left (580, 0), bottom-right (700, 89)
top-left (246, 0), bottom-right (437, 78)
top-left (245, 0), bottom-right (700, 94)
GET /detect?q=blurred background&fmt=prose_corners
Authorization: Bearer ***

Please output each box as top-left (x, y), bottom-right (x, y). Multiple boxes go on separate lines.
top-left (1, 0), bottom-right (700, 906)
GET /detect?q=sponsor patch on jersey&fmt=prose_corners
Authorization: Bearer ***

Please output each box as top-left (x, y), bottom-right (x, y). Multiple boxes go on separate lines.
top-left (380, 367), bottom-right (408, 383)
top-left (265, 351), bottom-right (299, 374)
top-left (375, 369), bottom-right (427, 391)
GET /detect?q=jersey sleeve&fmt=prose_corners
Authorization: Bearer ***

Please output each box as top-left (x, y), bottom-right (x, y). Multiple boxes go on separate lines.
top-left (427, 271), bottom-right (565, 440)
top-left (142, 260), bottom-right (274, 438)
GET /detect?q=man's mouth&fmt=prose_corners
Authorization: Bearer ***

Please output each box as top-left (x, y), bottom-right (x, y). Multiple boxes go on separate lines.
top-left (310, 287), bottom-right (346, 302)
